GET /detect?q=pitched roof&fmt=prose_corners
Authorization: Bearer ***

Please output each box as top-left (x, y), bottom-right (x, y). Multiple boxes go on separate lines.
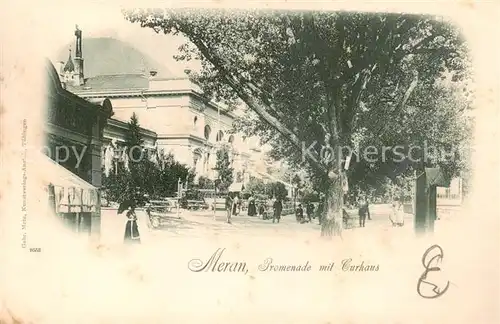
top-left (57, 37), bottom-right (178, 79)
top-left (66, 74), bottom-right (149, 92)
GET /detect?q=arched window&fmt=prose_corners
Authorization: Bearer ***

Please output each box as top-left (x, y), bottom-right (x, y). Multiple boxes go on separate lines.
top-left (193, 149), bottom-right (202, 167)
top-left (193, 116), bottom-right (198, 127)
top-left (216, 130), bottom-right (224, 142)
top-left (204, 125), bottom-right (211, 140)
top-left (228, 135), bottom-right (235, 145)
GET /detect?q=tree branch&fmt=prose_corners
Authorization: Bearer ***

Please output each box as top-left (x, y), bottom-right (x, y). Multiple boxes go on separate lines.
top-left (172, 18), bottom-right (328, 175)
top-left (371, 70), bottom-right (419, 138)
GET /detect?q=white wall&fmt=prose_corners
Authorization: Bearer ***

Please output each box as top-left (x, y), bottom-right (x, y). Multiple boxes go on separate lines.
top-left (80, 90), bottom-right (265, 183)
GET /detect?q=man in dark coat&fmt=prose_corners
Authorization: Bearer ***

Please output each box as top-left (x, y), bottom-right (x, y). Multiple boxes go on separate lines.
top-left (358, 199), bottom-right (370, 227)
top-left (296, 203), bottom-right (305, 223)
top-left (306, 203), bottom-right (315, 221)
top-left (272, 198), bottom-right (283, 224)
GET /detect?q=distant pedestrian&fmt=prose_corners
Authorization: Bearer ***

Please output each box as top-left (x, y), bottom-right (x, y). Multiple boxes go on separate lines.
top-left (237, 194), bottom-right (242, 215)
top-left (296, 203), bottom-right (305, 223)
top-left (365, 199), bottom-right (372, 220)
top-left (272, 198), bottom-right (283, 223)
top-left (306, 203), bottom-right (315, 221)
top-left (390, 199), bottom-right (405, 227)
top-left (247, 195), bottom-right (257, 216)
top-left (225, 193), bottom-right (233, 224)
top-left (358, 199), bottom-right (369, 228)
top-left (232, 194), bottom-right (240, 216)
top-left (258, 202), bottom-right (266, 219)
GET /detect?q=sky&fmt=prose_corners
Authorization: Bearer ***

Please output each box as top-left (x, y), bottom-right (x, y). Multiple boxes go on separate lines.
top-left (43, 5), bottom-right (196, 76)
top-left (36, 4), bottom-right (270, 151)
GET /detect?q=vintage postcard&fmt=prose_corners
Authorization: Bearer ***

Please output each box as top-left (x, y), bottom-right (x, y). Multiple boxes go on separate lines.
top-left (0, 1), bottom-right (498, 323)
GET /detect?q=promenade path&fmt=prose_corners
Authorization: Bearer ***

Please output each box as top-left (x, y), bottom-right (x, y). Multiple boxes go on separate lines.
top-left (4, 203), bottom-right (496, 324)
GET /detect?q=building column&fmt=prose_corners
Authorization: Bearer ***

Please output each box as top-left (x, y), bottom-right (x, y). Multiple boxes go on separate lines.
top-left (90, 119), bottom-right (103, 241)
top-left (89, 141), bottom-right (103, 187)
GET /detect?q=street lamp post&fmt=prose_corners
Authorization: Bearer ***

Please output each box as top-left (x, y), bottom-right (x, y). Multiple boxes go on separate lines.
top-left (212, 168), bottom-right (220, 220)
top-left (177, 177), bottom-right (182, 219)
top-left (209, 106), bottom-right (222, 221)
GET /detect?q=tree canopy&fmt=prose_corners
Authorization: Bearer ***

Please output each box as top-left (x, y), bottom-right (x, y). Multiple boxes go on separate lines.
top-left (123, 9), bottom-right (473, 234)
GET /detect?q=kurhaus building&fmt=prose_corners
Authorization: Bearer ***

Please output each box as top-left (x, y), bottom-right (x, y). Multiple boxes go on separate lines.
top-left (56, 27), bottom-right (266, 186)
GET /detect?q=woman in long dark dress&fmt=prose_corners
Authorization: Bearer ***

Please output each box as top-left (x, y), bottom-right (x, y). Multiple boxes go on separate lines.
top-left (124, 207), bottom-right (141, 244)
top-left (247, 196), bottom-right (257, 216)
top-left (232, 194), bottom-right (239, 216)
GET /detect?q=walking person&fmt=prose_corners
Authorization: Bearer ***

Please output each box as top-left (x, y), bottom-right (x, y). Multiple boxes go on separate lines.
top-left (258, 202), bottom-right (266, 219)
top-left (247, 194), bottom-right (257, 216)
top-left (296, 203), bottom-right (305, 223)
top-left (232, 194), bottom-right (240, 217)
top-left (390, 198), bottom-right (405, 227)
top-left (306, 202), bottom-right (315, 221)
top-left (358, 198), bottom-right (369, 228)
top-left (272, 198), bottom-right (283, 224)
top-left (123, 206), bottom-right (141, 244)
top-left (225, 193), bottom-right (233, 224)
top-left (365, 198), bottom-right (372, 220)
top-left (236, 195), bottom-right (242, 215)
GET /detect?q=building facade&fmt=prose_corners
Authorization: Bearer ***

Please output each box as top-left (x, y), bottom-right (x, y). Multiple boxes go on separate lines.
top-left (57, 27), bottom-right (263, 186)
top-left (45, 58), bottom-right (113, 237)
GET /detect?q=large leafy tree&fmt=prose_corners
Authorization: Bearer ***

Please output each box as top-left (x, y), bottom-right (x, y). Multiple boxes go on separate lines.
top-left (268, 182), bottom-right (288, 200)
top-left (245, 177), bottom-right (266, 195)
top-left (124, 112), bottom-right (144, 162)
top-left (197, 176), bottom-right (215, 189)
top-left (119, 113), bottom-right (158, 206)
top-left (123, 9), bottom-right (472, 236)
top-left (156, 149), bottom-right (195, 197)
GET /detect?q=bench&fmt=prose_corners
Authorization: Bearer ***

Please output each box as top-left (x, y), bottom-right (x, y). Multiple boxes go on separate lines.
top-left (145, 199), bottom-right (179, 228)
top-left (206, 198), bottom-right (227, 211)
top-left (185, 200), bottom-right (209, 210)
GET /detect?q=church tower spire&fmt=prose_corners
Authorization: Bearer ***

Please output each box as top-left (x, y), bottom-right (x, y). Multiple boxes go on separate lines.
top-left (63, 49), bottom-right (75, 72)
top-left (73, 24), bottom-right (84, 86)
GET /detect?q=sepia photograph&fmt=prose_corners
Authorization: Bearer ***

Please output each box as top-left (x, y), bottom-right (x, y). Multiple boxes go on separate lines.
top-left (0, 2), bottom-right (498, 323)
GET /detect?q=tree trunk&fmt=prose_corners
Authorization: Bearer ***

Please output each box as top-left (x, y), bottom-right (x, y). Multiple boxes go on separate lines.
top-left (414, 166), bottom-right (427, 236)
top-left (320, 173), bottom-right (344, 237)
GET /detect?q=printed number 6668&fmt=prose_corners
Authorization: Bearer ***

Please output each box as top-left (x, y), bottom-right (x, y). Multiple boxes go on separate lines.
top-left (30, 248), bottom-right (41, 252)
